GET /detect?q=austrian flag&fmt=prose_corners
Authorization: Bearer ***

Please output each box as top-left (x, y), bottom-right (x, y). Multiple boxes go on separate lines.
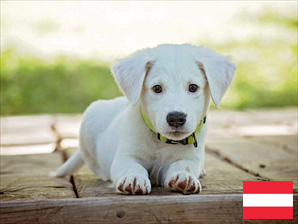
top-left (243, 181), bottom-right (293, 219)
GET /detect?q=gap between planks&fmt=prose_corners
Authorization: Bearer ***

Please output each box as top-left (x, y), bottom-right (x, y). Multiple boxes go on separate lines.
top-left (205, 146), bottom-right (270, 181)
top-left (59, 148), bottom-right (79, 199)
top-left (52, 116), bottom-right (81, 198)
top-left (52, 117), bottom-right (80, 199)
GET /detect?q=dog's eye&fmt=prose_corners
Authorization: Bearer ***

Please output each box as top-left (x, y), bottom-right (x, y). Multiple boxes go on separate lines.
top-left (152, 85), bottom-right (162, 93)
top-left (189, 84), bottom-right (199, 93)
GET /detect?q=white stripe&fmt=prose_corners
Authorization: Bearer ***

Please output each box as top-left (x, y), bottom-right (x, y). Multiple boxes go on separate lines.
top-left (243, 194), bottom-right (293, 207)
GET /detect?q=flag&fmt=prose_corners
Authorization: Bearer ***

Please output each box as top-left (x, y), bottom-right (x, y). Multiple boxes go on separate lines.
top-left (243, 181), bottom-right (293, 219)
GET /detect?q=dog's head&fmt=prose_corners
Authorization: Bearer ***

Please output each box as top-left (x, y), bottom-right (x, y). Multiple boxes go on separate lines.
top-left (112, 44), bottom-right (236, 141)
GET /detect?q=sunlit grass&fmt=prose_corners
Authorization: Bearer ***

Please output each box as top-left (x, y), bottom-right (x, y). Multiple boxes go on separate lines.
top-left (211, 39), bottom-right (297, 109)
top-left (1, 9), bottom-right (297, 115)
top-left (1, 40), bottom-right (296, 116)
top-left (1, 51), bottom-right (122, 115)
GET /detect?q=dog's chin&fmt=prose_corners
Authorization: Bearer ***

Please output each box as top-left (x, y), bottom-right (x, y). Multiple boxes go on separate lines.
top-left (161, 131), bottom-right (191, 141)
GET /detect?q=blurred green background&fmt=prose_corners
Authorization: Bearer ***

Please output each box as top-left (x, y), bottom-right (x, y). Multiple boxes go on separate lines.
top-left (1, 3), bottom-right (297, 115)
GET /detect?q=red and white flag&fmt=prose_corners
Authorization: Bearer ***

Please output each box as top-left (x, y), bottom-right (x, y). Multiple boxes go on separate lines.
top-left (243, 181), bottom-right (293, 219)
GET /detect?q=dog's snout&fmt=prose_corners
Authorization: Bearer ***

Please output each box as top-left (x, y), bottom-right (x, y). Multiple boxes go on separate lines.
top-left (167, 112), bottom-right (187, 128)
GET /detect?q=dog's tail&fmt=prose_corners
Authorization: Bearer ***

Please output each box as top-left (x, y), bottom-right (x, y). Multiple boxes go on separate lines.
top-left (56, 149), bottom-right (84, 177)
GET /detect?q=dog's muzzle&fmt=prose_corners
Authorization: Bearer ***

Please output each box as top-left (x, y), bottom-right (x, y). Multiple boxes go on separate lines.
top-left (141, 108), bottom-right (206, 148)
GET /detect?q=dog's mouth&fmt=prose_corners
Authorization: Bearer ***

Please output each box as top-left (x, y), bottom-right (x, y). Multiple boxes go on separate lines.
top-left (169, 131), bottom-right (186, 136)
top-left (163, 130), bottom-right (191, 140)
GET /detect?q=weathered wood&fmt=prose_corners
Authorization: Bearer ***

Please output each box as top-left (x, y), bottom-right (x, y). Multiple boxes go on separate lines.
top-left (206, 136), bottom-right (298, 192)
top-left (60, 138), bottom-right (79, 150)
top-left (0, 195), bottom-right (297, 224)
top-left (1, 109), bottom-right (297, 223)
top-left (200, 151), bottom-right (260, 195)
top-left (0, 176), bottom-right (75, 201)
top-left (64, 147), bottom-right (259, 198)
top-left (244, 135), bottom-right (297, 155)
top-left (0, 115), bottom-right (54, 133)
top-left (54, 114), bottom-right (81, 139)
top-left (1, 151), bottom-right (64, 175)
top-left (0, 143), bottom-right (56, 155)
top-left (0, 151), bottom-right (76, 201)
top-left (1, 127), bottom-right (56, 146)
top-left (207, 107), bottom-right (297, 137)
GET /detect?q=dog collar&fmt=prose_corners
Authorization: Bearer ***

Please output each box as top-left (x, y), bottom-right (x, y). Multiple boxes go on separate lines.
top-left (141, 108), bottom-right (206, 148)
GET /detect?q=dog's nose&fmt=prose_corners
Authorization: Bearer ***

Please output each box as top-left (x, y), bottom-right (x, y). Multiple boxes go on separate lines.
top-left (167, 112), bottom-right (187, 128)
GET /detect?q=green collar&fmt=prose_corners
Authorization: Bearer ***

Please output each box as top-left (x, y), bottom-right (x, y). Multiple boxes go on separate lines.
top-left (141, 108), bottom-right (206, 148)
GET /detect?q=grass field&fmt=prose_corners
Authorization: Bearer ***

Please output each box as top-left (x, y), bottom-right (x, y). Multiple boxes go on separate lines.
top-left (1, 7), bottom-right (297, 115)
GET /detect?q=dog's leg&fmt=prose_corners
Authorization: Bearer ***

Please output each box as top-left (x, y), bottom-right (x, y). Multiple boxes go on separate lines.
top-left (111, 156), bottom-right (151, 195)
top-left (56, 149), bottom-right (84, 177)
top-left (164, 160), bottom-right (202, 194)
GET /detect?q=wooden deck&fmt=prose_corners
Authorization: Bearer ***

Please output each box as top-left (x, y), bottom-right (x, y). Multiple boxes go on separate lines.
top-left (1, 108), bottom-right (297, 223)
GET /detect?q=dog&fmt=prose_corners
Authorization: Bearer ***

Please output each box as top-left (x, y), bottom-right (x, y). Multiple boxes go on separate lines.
top-left (56, 44), bottom-right (236, 195)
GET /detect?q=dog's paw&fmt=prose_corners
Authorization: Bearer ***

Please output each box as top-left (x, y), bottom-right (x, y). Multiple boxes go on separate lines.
top-left (165, 172), bottom-right (201, 194)
top-left (116, 175), bottom-right (151, 195)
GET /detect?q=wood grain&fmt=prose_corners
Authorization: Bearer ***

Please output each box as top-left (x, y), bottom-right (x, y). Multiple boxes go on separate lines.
top-left (0, 151), bottom-right (76, 201)
top-left (207, 107), bottom-right (297, 137)
top-left (1, 109), bottom-right (297, 223)
top-left (54, 114), bottom-right (81, 139)
top-left (0, 143), bottom-right (56, 155)
top-left (1, 115), bottom-right (54, 133)
top-left (1, 195), bottom-right (297, 224)
top-left (64, 148), bottom-right (259, 198)
top-left (206, 135), bottom-right (298, 192)
top-left (1, 127), bottom-right (56, 146)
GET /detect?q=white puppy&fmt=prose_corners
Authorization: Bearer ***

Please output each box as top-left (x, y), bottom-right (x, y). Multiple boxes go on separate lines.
top-left (56, 44), bottom-right (236, 195)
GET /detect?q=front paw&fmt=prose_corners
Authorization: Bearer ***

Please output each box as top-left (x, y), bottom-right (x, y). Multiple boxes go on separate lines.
top-left (116, 175), bottom-right (151, 195)
top-left (165, 172), bottom-right (201, 194)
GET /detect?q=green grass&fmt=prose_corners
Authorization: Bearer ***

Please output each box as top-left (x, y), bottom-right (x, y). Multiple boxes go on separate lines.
top-left (1, 44), bottom-right (296, 116)
top-left (1, 10), bottom-right (297, 115)
top-left (1, 51), bottom-right (122, 115)
top-left (211, 39), bottom-right (297, 109)
top-left (209, 9), bottom-right (297, 109)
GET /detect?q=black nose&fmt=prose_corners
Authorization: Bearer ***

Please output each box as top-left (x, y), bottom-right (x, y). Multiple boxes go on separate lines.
top-left (167, 112), bottom-right (187, 128)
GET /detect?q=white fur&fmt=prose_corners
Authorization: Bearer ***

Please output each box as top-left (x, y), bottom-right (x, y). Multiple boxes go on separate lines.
top-left (56, 44), bottom-right (236, 194)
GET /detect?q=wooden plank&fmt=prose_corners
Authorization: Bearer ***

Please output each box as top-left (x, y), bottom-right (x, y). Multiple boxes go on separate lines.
top-left (0, 151), bottom-right (76, 201)
top-left (0, 143), bottom-right (56, 155)
top-left (244, 135), bottom-right (297, 155)
top-left (207, 107), bottom-right (297, 137)
top-left (54, 114), bottom-right (81, 139)
top-left (0, 195), bottom-right (297, 224)
top-left (206, 136), bottom-right (298, 192)
top-left (64, 147), bottom-right (259, 198)
top-left (245, 107), bottom-right (297, 124)
top-left (0, 175), bottom-right (75, 201)
top-left (0, 114), bottom-right (57, 154)
top-left (200, 152), bottom-right (259, 195)
top-left (60, 138), bottom-right (79, 150)
top-left (1, 127), bottom-right (56, 146)
top-left (1, 115), bottom-right (54, 133)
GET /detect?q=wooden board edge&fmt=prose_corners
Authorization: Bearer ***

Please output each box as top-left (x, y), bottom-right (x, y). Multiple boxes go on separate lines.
top-left (1, 194), bottom-right (297, 224)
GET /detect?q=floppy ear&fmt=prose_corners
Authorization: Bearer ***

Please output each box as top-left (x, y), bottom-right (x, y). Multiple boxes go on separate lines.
top-left (112, 51), bottom-right (152, 106)
top-left (196, 47), bottom-right (236, 107)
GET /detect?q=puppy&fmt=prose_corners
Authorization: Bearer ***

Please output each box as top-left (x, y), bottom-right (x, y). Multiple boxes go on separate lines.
top-left (56, 44), bottom-right (236, 194)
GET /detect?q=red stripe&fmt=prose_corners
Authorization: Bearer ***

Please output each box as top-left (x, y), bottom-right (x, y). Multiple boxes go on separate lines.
top-left (243, 207), bottom-right (293, 219)
top-left (243, 181), bottom-right (293, 194)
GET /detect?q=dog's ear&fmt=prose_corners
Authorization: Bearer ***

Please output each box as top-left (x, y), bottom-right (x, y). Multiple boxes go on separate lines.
top-left (196, 47), bottom-right (236, 107)
top-left (112, 51), bottom-right (152, 106)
